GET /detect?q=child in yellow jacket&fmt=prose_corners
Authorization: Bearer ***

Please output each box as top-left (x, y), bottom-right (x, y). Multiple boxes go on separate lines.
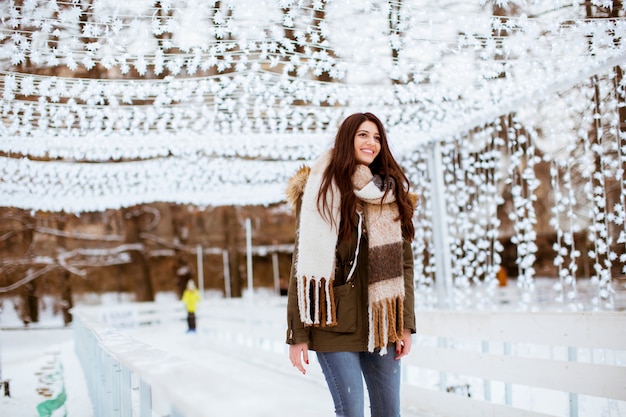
top-left (181, 279), bottom-right (201, 333)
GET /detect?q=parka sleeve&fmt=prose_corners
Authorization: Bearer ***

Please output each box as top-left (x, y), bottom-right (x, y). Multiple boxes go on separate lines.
top-left (285, 199), bottom-right (311, 345)
top-left (402, 240), bottom-right (417, 333)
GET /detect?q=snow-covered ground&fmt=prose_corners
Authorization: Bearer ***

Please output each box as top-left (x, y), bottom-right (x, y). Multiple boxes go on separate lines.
top-left (0, 298), bottom-right (92, 417)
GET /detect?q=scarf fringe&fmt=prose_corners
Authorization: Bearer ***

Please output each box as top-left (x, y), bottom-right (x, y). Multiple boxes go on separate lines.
top-left (368, 296), bottom-right (404, 353)
top-left (297, 275), bottom-right (337, 327)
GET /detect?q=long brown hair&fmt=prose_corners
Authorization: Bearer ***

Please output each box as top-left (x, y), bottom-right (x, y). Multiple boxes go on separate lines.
top-left (317, 112), bottom-right (415, 241)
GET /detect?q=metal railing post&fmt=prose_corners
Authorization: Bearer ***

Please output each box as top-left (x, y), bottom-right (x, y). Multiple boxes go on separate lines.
top-left (111, 360), bottom-right (121, 417)
top-left (568, 346), bottom-right (579, 417)
top-left (482, 340), bottom-right (492, 402)
top-left (246, 217), bottom-right (254, 299)
top-left (428, 141), bottom-right (453, 309)
top-left (504, 342), bottom-right (512, 406)
top-left (139, 378), bottom-right (151, 417)
top-left (103, 353), bottom-right (114, 417)
top-left (120, 367), bottom-right (132, 417)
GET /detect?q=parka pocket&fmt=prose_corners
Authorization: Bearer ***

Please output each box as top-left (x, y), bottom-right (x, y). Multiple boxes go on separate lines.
top-left (320, 282), bottom-right (357, 333)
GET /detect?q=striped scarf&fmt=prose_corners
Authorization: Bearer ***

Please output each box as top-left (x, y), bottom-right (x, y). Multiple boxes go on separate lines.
top-left (295, 150), bottom-right (405, 353)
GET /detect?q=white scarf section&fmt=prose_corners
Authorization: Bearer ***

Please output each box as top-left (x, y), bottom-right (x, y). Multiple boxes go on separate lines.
top-left (295, 150), bottom-right (339, 326)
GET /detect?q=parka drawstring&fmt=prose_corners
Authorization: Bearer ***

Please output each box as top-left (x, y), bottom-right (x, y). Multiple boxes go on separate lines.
top-left (345, 210), bottom-right (363, 284)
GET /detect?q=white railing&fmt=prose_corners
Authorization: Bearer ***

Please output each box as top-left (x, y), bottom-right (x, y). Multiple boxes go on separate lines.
top-left (73, 301), bottom-right (626, 417)
top-left (402, 311), bottom-right (626, 417)
top-left (72, 299), bottom-right (289, 417)
top-left (73, 308), bottom-right (205, 417)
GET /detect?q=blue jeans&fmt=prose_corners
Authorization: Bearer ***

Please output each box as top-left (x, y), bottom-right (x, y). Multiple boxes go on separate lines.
top-left (316, 351), bottom-right (401, 417)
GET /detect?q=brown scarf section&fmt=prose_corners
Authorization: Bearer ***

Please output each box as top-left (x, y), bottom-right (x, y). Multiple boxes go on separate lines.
top-left (352, 165), bottom-right (405, 353)
top-left (294, 151), bottom-right (405, 353)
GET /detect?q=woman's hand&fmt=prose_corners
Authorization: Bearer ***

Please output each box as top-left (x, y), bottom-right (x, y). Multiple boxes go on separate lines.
top-left (289, 343), bottom-right (310, 374)
top-left (395, 328), bottom-right (412, 360)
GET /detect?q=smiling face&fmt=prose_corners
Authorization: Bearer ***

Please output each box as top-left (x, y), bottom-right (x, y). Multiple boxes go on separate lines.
top-left (353, 120), bottom-right (381, 166)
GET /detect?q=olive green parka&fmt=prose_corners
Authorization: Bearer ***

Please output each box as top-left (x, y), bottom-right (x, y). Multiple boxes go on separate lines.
top-left (285, 166), bottom-right (416, 352)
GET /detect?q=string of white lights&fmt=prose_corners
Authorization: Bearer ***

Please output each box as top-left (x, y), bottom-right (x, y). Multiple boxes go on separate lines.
top-left (1, 0), bottom-right (624, 310)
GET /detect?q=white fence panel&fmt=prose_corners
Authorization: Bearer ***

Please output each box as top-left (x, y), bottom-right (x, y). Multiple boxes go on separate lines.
top-left (403, 310), bottom-right (626, 417)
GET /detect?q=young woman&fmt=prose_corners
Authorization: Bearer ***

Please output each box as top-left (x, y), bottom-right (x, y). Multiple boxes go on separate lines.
top-left (285, 112), bottom-right (417, 417)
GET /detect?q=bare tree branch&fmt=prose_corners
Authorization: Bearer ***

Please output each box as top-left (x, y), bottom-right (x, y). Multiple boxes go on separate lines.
top-left (36, 227), bottom-right (124, 242)
top-left (0, 265), bottom-right (58, 293)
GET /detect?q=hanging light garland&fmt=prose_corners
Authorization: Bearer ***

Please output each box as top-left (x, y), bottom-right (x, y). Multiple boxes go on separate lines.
top-left (1, 0), bottom-right (625, 310)
top-left (1, 1), bottom-right (623, 151)
top-left (405, 148), bottom-right (437, 309)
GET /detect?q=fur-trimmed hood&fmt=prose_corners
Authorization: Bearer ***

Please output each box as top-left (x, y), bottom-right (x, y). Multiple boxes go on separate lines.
top-left (285, 165), bottom-right (311, 211)
top-left (285, 164), bottom-right (418, 212)
top-left (408, 189), bottom-right (419, 210)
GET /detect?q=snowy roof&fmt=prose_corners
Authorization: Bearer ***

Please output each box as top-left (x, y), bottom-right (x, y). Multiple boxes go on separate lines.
top-left (1, 0), bottom-right (625, 212)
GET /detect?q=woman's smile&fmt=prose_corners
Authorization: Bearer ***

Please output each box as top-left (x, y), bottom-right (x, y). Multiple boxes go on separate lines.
top-left (354, 120), bottom-right (381, 165)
